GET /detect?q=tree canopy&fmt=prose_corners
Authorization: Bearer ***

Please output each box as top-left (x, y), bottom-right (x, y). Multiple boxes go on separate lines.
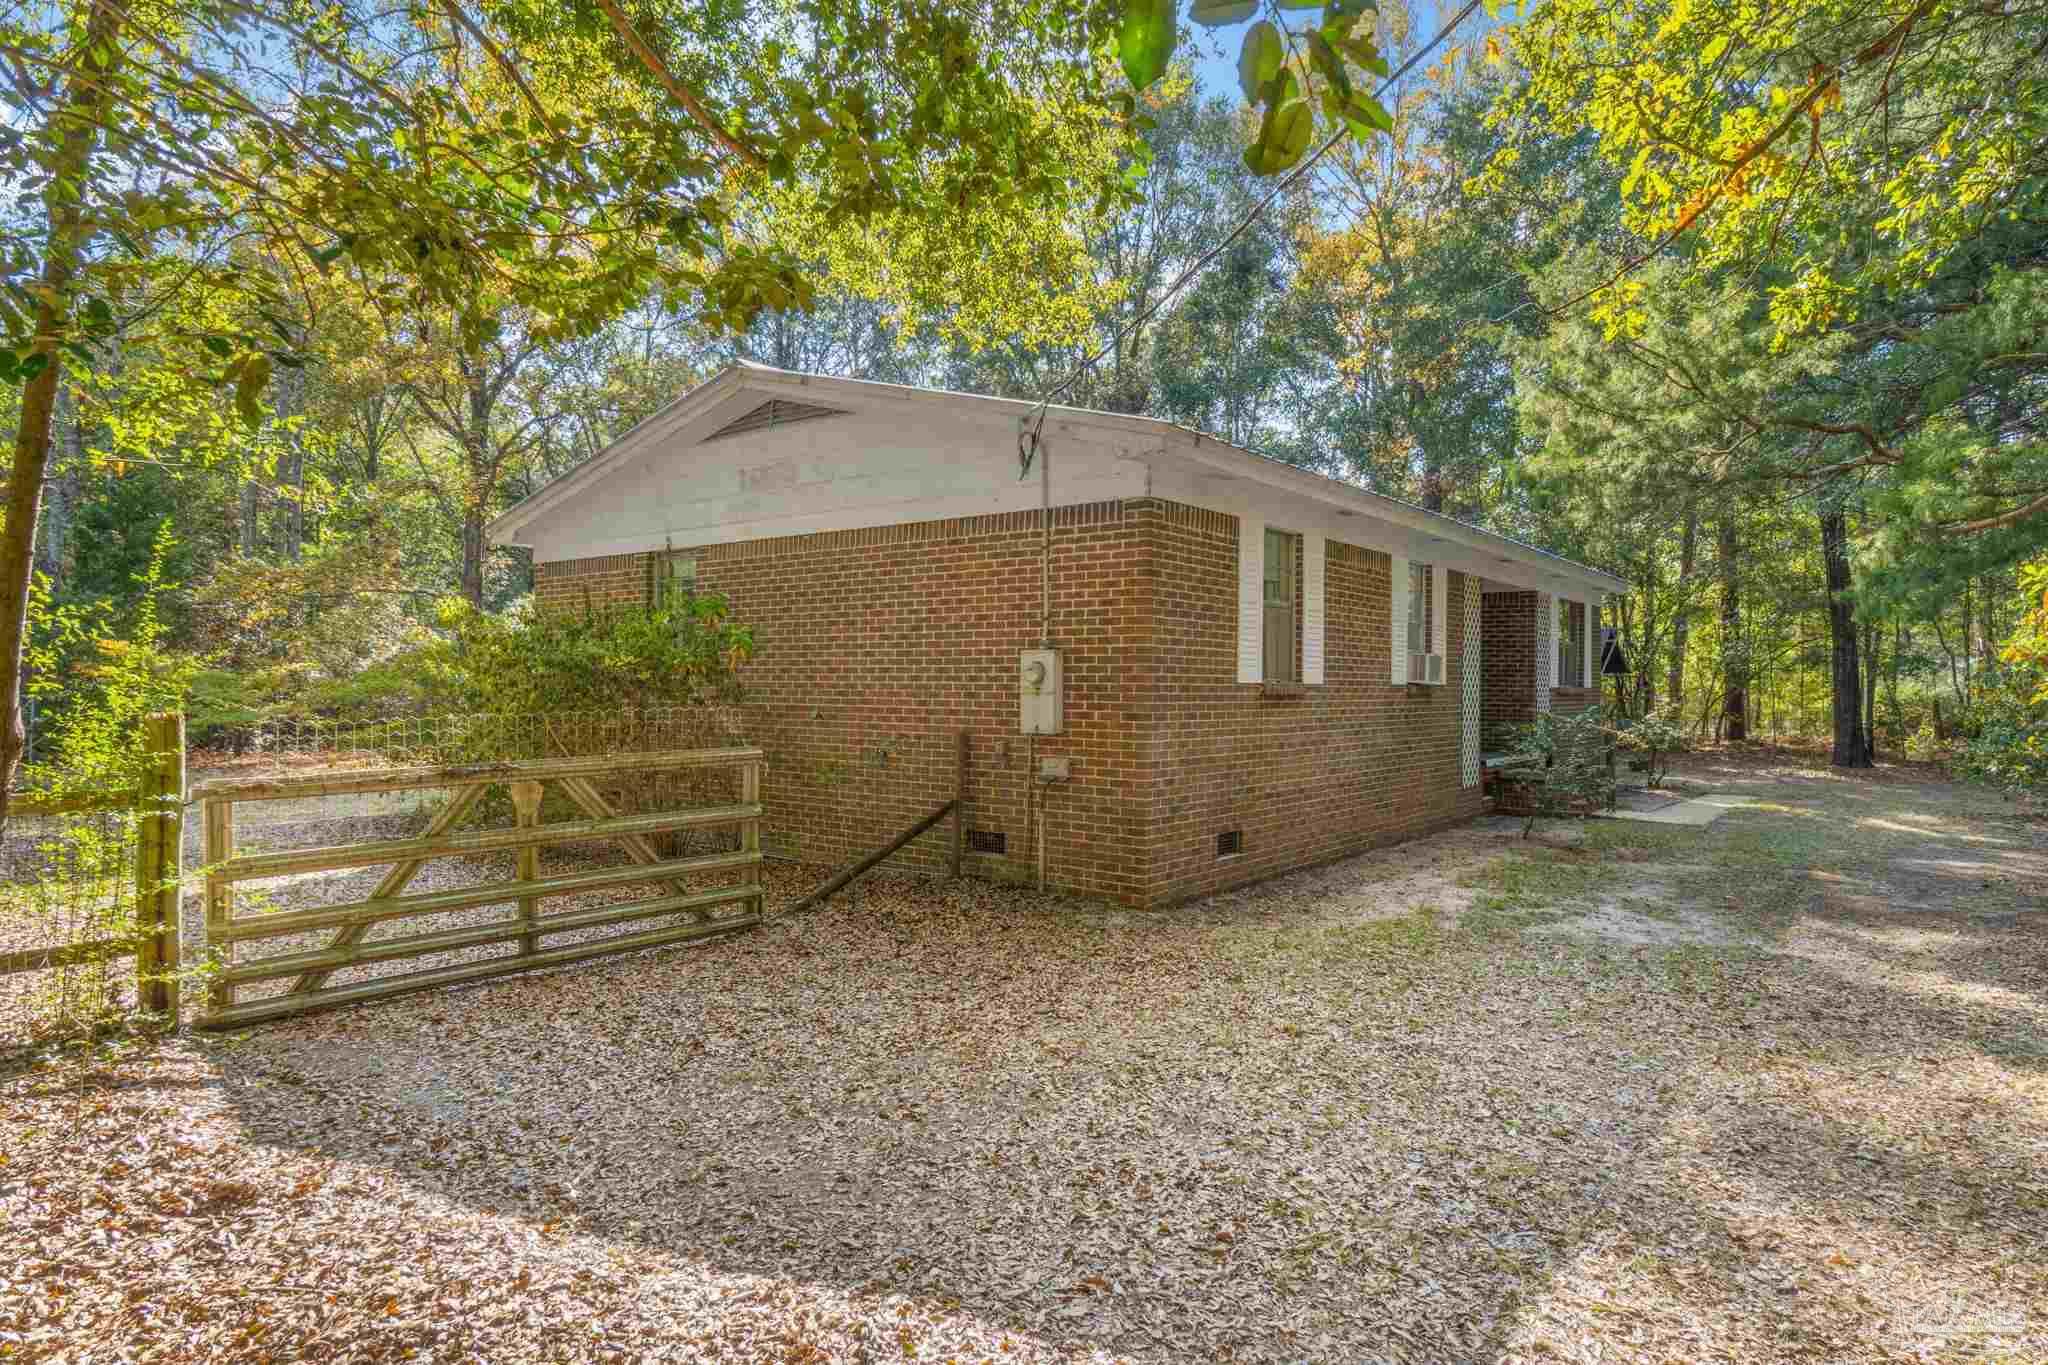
top-left (8, 0), bottom-right (2047, 792)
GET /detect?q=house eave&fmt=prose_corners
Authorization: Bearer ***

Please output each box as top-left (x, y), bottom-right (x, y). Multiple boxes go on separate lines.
top-left (491, 362), bottom-right (1630, 597)
top-left (1160, 432), bottom-right (1630, 597)
top-left (486, 365), bottom-right (755, 545)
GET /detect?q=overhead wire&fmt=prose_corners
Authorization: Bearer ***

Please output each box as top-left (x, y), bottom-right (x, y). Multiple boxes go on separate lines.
top-left (1016, 0), bottom-right (1487, 476)
top-left (1005, 3), bottom-right (1485, 893)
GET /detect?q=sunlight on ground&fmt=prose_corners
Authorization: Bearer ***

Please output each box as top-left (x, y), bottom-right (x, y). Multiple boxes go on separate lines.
top-left (9, 752), bottom-right (2046, 1363)
top-left (1858, 815), bottom-right (2019, 845)
top-left (1894, 855), bottom-right (2029, 878)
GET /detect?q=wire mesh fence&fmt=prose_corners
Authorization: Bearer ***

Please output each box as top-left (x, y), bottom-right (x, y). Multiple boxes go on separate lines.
top-left (232, 706), bottom-right (754, 860)
top-left (243, 705), bottom-right (747, 768)
top-left (1, 805), bottom-right (143, 1040)
top-left (2, 715), bottom-right (184, 1046)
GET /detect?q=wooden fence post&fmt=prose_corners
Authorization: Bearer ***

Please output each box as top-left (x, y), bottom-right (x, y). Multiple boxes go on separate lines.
top-left (740, 759), bottom-right (762, 916)
top-left (134, 712), bottom-right (185, 1018)
top-left (509, 781), bottom-right (544, 955)
top-left (203, 796), bottom-right (233, 1015)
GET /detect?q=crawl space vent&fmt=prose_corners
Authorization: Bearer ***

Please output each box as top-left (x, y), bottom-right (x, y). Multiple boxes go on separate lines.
top-left (966, 829), bottom-right (1006, 855)
top-left (704, 398), bottom-right (847, 442)
top-left (1216, 829), bottom-right (1244, 858)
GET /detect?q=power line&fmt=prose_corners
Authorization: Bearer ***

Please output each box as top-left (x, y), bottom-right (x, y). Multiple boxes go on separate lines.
top-left (1018, 0), bottom-right (1486, 472)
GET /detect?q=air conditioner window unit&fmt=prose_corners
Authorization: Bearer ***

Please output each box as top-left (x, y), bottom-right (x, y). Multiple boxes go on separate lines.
top-left (1409, 652), bottom-right (1445, 685)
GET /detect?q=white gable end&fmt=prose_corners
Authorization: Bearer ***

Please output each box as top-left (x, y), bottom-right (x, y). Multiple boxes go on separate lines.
top-left (514, 400), bottom-right (1147, 563)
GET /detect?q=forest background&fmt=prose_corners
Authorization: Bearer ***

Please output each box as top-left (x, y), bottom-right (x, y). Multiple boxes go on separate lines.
top-left (6, 0), bottom-right (2046, 800)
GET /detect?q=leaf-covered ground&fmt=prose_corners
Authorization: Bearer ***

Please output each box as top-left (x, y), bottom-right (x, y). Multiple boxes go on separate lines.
top-left (4, 749), bottom-right (2045, 1362)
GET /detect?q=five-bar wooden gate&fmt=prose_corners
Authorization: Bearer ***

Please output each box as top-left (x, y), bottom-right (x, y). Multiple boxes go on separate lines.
top-left (195, 747), bottom-right (765, 1029)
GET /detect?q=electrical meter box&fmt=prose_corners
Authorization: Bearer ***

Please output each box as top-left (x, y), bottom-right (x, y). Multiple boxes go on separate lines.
top-left (1018, 648), bottom-right (1063, 735)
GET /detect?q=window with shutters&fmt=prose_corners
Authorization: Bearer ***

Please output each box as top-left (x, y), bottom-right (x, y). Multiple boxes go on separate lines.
top-left (1263, 528), bottom-right (1299, 684)
top-left (1407, 561), bottom-right (1432, 657)
top-left (1558, 599), bottom-right (1587, 687)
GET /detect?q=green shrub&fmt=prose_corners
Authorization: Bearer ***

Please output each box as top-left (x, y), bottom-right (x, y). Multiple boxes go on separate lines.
top-left (1506, 708), bottom-right (1616, 837)
top-left (1954, 662), bottom-right (2048, 791)
top-left (10, 529), bottom-right (196, 1038)
top-left (1613, 703), bottom-right (1687, 789)
top-left (425, 591), bottom-right (753, 716)
top-left (1953, 562), bottom-right (2048, 793)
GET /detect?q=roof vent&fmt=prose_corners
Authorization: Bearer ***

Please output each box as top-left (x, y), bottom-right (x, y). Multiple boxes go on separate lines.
top-left (704, 398), bottom-right (847, 442)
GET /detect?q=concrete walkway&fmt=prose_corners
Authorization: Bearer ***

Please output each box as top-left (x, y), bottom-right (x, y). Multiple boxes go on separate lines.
top-left (1594, 786), bottom-right (1740, 827)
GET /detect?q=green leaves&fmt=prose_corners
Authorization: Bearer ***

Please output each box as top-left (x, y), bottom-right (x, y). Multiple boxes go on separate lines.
top-left (1119, 0), bottom-right (1179, 91)
top-left (231, 351), bottom-right (272, 427)
top-left (1190, 0), bottom-right (1255, 25)
top-left (0, 349), bottom-right (50, 385)
top-left (1238, 21), bottom-right (1284, 103)
top-left (1327, 88), bottom-right (1394, 139)
top-left (1245, 97), bottom-right (1314, 174)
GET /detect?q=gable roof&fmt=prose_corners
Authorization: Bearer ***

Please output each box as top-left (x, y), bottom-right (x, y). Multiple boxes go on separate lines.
top-left (489, 362), bottom-right (1627, 595)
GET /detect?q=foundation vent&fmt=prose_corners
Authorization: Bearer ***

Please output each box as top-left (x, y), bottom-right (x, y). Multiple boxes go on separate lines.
top-left (966, 829), bottom-right (1007, 855)
top-left (1216, 829), bottom-right (1244, 858)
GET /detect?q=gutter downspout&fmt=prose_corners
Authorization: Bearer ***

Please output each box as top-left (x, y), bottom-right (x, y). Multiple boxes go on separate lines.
top-left (1034, 430), bottom-right (1051, 891)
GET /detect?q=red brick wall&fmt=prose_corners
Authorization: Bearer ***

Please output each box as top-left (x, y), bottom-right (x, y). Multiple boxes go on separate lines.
top-left (533, 553), bottom-right (652, 613)
top-left (534, 497), bottom-right (1494, 908)
top-left (1130, 505), bottom-right (1485, 905)
top-left (536, 504), bottom-right (1149, 902)
top-left (1550, 688), bottom-right (1604, 717)
top-left (1481, 590), bottom-right (1536, 749)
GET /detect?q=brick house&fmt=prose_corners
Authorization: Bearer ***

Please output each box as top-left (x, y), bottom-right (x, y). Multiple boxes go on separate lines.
top-left (488, 363), bottom-right (1624, 909)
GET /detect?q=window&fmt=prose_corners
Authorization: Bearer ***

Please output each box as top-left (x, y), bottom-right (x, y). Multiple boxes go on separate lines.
top-left (1558, 599), bottom-right (1587, 688)
top-left (1263, 528), bottom-right (1299, 684)
top-left (1407, 561), bottom-right (1431, 658)
top-left (656, 554), bottom-right (697, 605)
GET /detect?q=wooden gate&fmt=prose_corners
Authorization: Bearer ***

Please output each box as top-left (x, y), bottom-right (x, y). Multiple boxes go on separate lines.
top-left (194, 747), bottom-right (765, 1029)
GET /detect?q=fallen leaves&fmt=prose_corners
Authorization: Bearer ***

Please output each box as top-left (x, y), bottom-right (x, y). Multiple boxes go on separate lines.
top-left (2, 755), bottom-right (2046, 1361)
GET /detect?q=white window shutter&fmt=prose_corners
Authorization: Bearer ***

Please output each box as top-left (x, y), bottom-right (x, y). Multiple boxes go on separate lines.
top-left (1587, 594), bottom-right (1600, 690)
top-left (1237, 515), bottom-right (1264, 684)
top-left (1389, 554), bottom-right (1409, 685)
top-left (1535, 591), bottom-right (1554, 713)
top-left (1558, 596), bottom-right (1573, 686)
top-left (1302, 533), bottom-right (1325, 684)
top-left (1431, 563), bottom-right (1448, 659)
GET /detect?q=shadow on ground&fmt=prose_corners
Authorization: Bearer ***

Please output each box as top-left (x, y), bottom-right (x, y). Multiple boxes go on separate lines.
top-left (8, 749), bottom-right (2046, 1362)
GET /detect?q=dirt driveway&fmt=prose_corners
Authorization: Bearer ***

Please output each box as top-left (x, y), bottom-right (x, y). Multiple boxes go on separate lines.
top-left (4, 750), bottom-right (2045, 1362)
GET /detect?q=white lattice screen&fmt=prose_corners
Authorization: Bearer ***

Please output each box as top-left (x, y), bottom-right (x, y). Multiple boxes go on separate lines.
top-left (1460, 576), bottom-right (1482, 786)
top-left (1534, 592), bottom-right (1555, 713)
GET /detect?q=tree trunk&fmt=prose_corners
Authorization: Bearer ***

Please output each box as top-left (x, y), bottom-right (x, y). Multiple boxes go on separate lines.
top-left (1718, 514), bottom-right (1746, 742)
top-left (35, 382), bottom-right (84, 591)
top-left (1974, 573), bottom-right (1990, 675)
top-left (239, 480), bottom-right (261, 556)
top-left (276, 364), bottom-right (306, 560)
top-left (1886, 621), bottom-right (1905, 741)
top-left (1820, 506), bottom-right (1871, 768)
top-left (461, 505), bottom-right (487, 608)
top-left (1862, 619), bottom-right (1881, 759)
top-left (1667, 500), bottom-right (1698, 712)
top-left (1412, 381), bottom-right (1445, 513)
top-left (0, 0), bottom-right (121, 831)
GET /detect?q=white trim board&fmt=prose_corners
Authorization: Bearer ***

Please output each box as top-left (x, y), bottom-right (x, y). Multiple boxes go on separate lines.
top-left (491, 363), bottom-right (1626, 598)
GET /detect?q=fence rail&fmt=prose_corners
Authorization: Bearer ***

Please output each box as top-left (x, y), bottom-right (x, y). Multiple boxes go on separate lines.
top-left (196, 745), bottom-right (766, 1029)
top-left (0, 714), bottom-right (184, 1017)
top-left (239, 706), bottom-right (742, 768)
